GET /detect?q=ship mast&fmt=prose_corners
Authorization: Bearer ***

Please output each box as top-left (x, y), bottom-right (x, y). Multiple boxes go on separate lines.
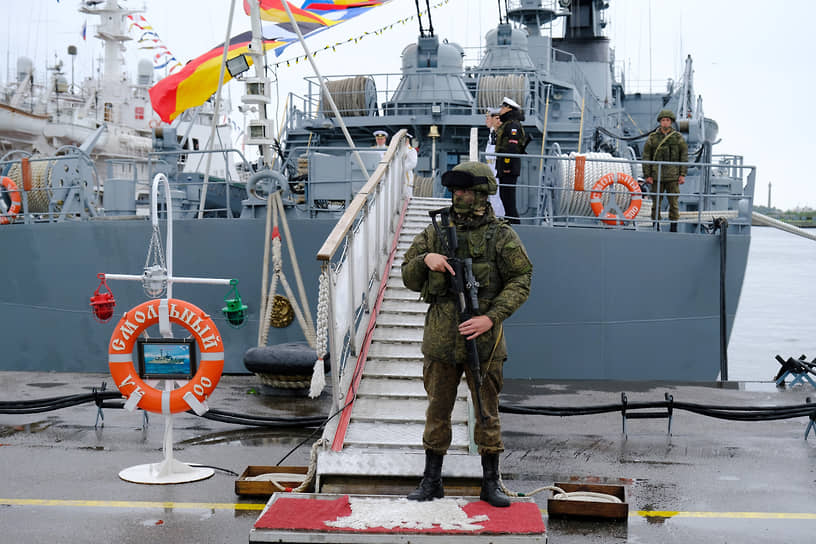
top-left (79, 0), bottom-right (140, 123)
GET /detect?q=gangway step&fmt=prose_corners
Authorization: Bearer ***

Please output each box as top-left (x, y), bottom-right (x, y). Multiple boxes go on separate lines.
top-left (350, 397), bottom-right (467, 423)
top-left (372, 326), bottom-right (424, 344)
top-left (314, 449), bottom-right (486, 496)
top-left (384, 288), bottom-right (423, 302)
top-left (374, 313), bottom-right (425, 327)
top-left (363, 359), bottom-right (423, 378)
top-left (367, 342), bottom-right (423, 360)
top-left (318, 450), bottom-right (481, 480)
top-left (343, 421), bottom-right (470, 450)
top-left (379, 300), bottom-right (428, 315)
top-left (356, 378), bottom-right (467, 399)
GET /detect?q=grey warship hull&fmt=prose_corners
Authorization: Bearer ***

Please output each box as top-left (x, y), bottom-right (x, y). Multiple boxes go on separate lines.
top-left (0, 215), bottom-right (747, 381)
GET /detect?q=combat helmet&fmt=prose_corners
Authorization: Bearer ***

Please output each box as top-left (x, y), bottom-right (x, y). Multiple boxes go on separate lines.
top-left (656, 109), bottom-right (676, 122)
top-left (441, 161), bottom-right (498, 195)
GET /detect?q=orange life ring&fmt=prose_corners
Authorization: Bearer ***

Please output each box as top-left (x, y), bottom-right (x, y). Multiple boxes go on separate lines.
top-left (590, 172), bottom-right (642, 225)
top-left (0, 176), bottom-right (22, 225)
top-left (108, 298), bottom-right (224, 414)
top-left (149, 119), bottom-right (160, 128)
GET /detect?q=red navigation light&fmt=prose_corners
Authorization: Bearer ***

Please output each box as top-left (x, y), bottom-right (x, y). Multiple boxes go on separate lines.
top-left (90, 273), bottom-right (116, 323)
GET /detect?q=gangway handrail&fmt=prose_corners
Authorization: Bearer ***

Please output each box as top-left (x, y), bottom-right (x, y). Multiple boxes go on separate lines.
top-left (317, 130), bottom-right (408, 260)
top-left (315, 129), bottom-right (410, 434)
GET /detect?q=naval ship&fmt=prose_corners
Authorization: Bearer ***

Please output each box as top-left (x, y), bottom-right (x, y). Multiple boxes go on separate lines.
top-left (0, 0), bottom-right (753, 381)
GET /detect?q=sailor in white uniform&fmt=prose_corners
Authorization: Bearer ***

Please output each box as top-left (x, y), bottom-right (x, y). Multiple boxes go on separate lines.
top-left (484, 108), bottom-right (505, 217)
top-left (403, 132), bottom-right (418, 195)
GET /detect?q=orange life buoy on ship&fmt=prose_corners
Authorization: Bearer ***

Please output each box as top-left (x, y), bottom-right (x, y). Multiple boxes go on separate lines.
top-left (590, 172), bottom-right (642, 225)
top-left (108, 298), bottom-right (224, 414)
top-left (0, 176), bottom-right (22, 225)
top-left (149, 119), bottom-right (160, 128)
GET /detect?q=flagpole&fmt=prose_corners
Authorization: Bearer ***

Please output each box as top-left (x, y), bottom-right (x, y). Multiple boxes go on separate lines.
top-left (278, 0), bottom-right (370, 179)
top-left (197, 0), bottom-right (237, 219)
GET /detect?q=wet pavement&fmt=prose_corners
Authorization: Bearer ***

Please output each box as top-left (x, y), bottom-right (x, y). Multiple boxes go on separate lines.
top-left (1, 372), bottom-right (815, 543)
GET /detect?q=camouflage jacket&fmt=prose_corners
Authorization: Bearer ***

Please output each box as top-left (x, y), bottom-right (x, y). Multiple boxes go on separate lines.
top-left (642, 129), bottom-right (688, 182)
top-left (401, 211), bottom-right (532, 364)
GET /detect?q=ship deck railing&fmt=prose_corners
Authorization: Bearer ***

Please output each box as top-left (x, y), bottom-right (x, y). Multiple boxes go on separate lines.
top-left (287, 69), bottom-right (557, 128)
top-left (0, 146), bottom-right (254, 224)
top-left (481, 149), bottom-right (755, 233)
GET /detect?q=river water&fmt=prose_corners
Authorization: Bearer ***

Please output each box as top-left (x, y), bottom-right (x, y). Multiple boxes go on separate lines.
top-left (728, 226), bottom-right (816, 381)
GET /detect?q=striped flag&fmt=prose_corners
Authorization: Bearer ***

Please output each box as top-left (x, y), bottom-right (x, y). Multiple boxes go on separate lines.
top-left (149, 32), bottom-right (285, 123)
top-left (246, 0), bottom-right (394, 55)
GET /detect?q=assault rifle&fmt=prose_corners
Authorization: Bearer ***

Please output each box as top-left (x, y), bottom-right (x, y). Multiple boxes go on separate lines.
top-left (429, 207), bottom-right (487, 423)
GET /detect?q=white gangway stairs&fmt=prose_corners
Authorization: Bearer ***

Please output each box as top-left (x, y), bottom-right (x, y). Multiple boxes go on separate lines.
top-left (316, 195), bottom-right (482, 494)
top-left (311, 131), bottom-right (483, 493)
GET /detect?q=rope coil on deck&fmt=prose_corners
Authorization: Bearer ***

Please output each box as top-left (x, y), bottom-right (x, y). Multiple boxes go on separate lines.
top-left (501, 483), bottom-right (623, 503)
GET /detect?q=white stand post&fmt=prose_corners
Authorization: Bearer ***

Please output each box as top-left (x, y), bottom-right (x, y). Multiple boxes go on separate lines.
top-left (107, 173), bottom-right (230, 484)
top-left (118, 381), bottom-right (214, 484)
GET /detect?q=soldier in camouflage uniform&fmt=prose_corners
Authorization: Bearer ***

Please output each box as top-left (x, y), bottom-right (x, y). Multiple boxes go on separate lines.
top-left (642, 109), bottom-right (688, 232)
top-left (401, 161), bottom-right (532, 507)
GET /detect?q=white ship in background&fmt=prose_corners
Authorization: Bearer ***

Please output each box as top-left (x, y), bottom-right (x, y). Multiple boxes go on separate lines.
top-left (0, 0), bottom-right (237, 190)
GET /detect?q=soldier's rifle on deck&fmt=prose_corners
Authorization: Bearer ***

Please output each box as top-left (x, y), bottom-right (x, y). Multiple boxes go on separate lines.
top-left (429, 207), bottom-right (487, 423)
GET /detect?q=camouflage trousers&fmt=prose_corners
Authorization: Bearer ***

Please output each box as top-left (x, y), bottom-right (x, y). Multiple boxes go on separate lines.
top-left (650, 181), bottom-right (680, 221)
top-left (422, 358), bottom-right (504, 456)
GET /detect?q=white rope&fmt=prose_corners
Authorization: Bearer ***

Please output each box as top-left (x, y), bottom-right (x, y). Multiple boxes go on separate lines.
top-left (309, 269), bottom-right (330, 398)
top-left (501, 482), bottom-right (622, 503)
top-left (259, 235), bottom-right (282, 347)
top-left (243, 438), bottom-right (327, 493)
top-left (292, 438), bottom-right (327, 493)
top-left (258, 196), bottom-right (317, 349)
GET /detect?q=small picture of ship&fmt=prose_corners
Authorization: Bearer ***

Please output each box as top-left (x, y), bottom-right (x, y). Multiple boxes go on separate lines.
top-left (143, 344), bottom-right (193, 377)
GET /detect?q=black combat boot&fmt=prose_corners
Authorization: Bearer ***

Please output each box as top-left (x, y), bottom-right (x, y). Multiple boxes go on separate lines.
top-left (407, 450), bottom-right (444, 501)
top-left (479, 453), bottom-right (511, 507)
top-left (670, 222), bottom-right (678, 233)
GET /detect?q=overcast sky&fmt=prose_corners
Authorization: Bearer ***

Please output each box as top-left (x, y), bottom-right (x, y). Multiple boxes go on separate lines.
top-left (3, 0), bottom-right (814, 209)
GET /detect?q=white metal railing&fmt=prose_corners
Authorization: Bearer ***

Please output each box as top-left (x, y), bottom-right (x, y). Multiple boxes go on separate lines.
top-left (315, 129), bottom-right (410, 417)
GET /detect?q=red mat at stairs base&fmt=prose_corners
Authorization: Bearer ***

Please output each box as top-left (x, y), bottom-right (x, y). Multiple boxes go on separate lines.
top-left (255, 495), bottom-right (545, 534)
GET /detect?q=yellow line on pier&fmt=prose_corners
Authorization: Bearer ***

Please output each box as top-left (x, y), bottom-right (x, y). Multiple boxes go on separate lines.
top-left (0, 498), bottom-right (266, 511)
top-left (633, 510), bottom-right (816, 520)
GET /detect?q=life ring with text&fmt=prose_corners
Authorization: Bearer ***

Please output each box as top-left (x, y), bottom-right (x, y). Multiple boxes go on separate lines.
top-left (0, 176), bottom-right (22, 225)
top-left (148, 119), bottom-right (160, 128)
top-left (108, 298), bottom-right (224, 414)
top-left (590, 172), bottom-right (642, 225)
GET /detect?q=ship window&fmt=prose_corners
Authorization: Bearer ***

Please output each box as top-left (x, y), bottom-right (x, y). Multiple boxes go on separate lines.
top-left (104, 102), bottom-right (113, 122)
top-left (192, 138), bottom-right (199, 150)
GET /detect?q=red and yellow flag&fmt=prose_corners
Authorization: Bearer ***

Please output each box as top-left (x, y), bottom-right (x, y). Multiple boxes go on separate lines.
top-left (149, 31), bottom-right (284, 123)
top-left (244, 0), bottom-right (336, 26)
